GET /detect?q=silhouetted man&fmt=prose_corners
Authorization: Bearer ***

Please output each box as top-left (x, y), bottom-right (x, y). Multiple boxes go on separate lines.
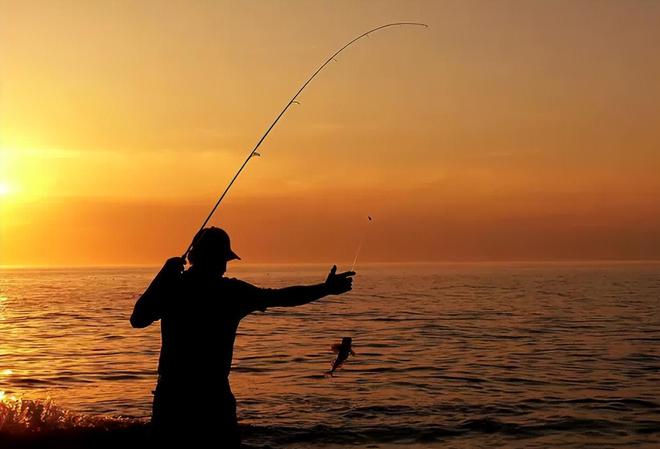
top-left (130, 227), bottom-right (355, 447)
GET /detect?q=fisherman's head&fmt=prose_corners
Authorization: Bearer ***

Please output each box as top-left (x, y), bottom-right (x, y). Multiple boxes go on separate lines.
top-left (342, 337), bottom-right (352, 345)
top-left (187, 227), bottom-right (240, 273)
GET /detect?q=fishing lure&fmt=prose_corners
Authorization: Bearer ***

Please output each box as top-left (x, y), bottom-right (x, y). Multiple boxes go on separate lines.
top-left (326, 337), bottom-right (356, 376)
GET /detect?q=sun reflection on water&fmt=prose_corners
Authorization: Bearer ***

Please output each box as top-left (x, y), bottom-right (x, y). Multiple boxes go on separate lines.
top-left (0, 295), bottom-right (6, 321)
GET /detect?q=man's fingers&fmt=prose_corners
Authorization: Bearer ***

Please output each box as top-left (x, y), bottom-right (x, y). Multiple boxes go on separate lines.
top-left (166, 257), bottom-right (183, 268)
top-left (326, 266), bottom-right (356, 293)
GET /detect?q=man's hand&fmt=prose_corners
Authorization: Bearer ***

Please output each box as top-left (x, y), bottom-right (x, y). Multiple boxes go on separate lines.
top-left (325, 265), bottom-right (356, 295)
top-left (161, 256), bottom-right (186, 276)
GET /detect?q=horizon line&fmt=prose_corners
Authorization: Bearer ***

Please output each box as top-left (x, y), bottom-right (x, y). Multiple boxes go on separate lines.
top-left (2, 259), bottom-right (660, 270)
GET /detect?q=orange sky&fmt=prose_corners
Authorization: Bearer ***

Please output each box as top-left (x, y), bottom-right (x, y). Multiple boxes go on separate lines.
top-left (1, 0), bottom-right (659, 266)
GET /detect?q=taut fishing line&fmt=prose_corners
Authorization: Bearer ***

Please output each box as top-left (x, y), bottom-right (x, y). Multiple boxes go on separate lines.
top-left (351, 216), bottom-right (373, 271)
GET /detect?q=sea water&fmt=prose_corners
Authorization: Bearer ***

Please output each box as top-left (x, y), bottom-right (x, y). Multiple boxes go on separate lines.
top-left (0, 263), bottom-right (658, 448)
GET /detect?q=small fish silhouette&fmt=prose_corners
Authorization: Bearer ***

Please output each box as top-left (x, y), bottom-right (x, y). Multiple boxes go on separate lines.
top-left (326, 337), bottom-right (355, 376)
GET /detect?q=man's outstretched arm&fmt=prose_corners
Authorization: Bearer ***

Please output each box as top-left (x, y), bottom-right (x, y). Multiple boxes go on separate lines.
top-left (130, 257), bottom-right (184, 328)
top-left (262, 265), bottom-right (355, 308)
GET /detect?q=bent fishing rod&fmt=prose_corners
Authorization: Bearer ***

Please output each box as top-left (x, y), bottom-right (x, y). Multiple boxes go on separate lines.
top-left (182, 22), bottom-right (428, 259)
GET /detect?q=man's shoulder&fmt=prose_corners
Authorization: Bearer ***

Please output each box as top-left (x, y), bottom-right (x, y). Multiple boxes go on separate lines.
top-left (220, 277), bottom-right (269, 314)
top-left (222, 277), bottom-right (260, 291)
top-left (178, 272), bottom-right (254, 291)
top-left (222, 276), bottom-right (249, 285)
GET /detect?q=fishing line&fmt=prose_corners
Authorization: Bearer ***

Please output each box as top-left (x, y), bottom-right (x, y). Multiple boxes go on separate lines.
top-left (341, 215), bottom-right (373, 374)
top-left (351, 216), bottom-right (373, 271)
top-left (182, 22), bottom-right (428, 258)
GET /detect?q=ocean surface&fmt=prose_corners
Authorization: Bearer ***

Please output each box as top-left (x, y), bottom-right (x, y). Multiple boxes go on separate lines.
top-left (0, 262), bottom-right (658, 448)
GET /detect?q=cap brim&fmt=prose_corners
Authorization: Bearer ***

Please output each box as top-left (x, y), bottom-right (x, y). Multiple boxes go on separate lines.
top-left (227, 250), bottom-right (241, 261)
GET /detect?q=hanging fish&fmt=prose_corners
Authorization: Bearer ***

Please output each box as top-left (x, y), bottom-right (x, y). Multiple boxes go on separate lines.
top-left (326, 337), bottom-right (356, 376)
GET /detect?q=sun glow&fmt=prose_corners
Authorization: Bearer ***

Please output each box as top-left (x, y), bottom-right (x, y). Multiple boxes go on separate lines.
top-left (0, 147), bottom-right (60, 200)
top-left (0, 182), bottom-right (12, 197)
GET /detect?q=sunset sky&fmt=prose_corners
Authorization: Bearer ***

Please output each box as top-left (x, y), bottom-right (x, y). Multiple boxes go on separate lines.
top-left (1, 0), bottom-right (659, 266)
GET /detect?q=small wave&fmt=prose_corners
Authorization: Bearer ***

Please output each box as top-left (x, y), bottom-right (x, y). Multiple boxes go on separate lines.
top-left (498, 376), bottom-right (550, 385)
top-left (10, 378), bottom-right (55, 387)
top-left (96, 374), bottom-right (143, 381)
top-left (103, 335), bottom-right (125, 340)
top-left (523, 397), bottom-right (660, 411)
top-left (2, 398), bottom-right (659, 447)
top-left (244, 417), bottom-right (660, 445)
top-left (0, 397), bottom-right (146, 448)
top-left (231, 366), bottom-right (271, 374)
